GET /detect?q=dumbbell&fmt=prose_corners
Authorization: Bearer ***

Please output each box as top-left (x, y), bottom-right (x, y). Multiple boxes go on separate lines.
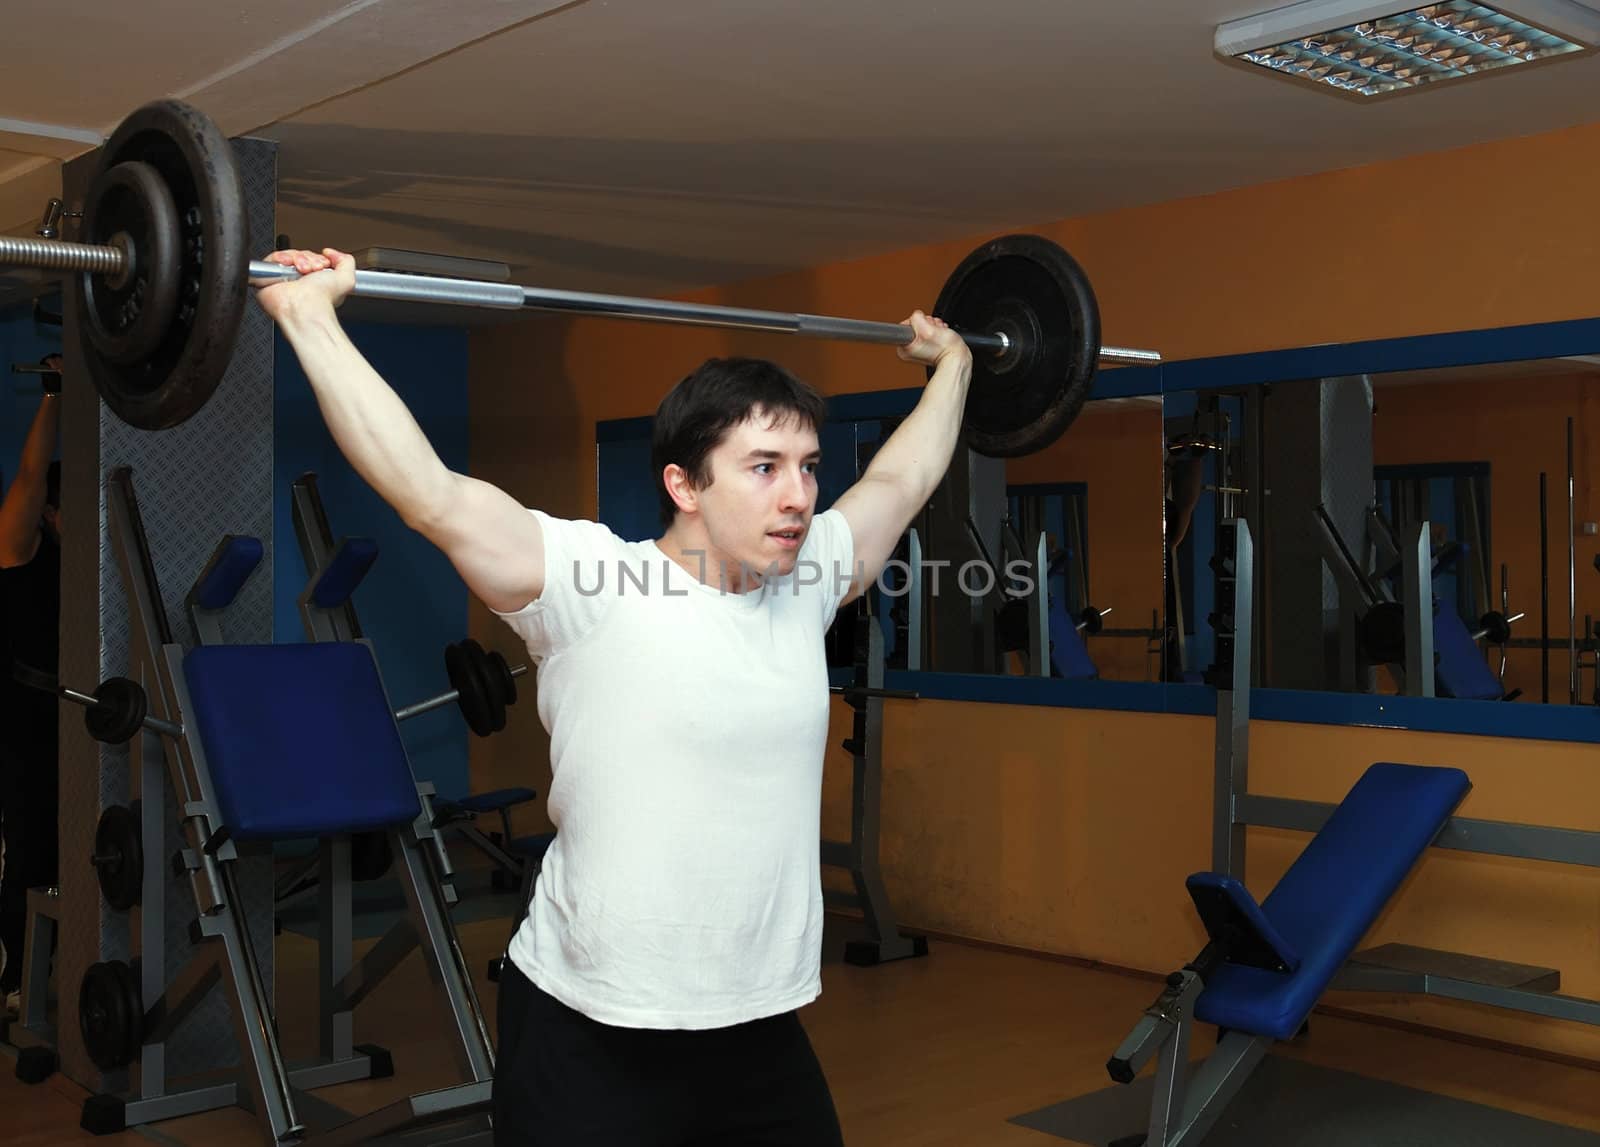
top-left (392, 639), bottom-right (528, 738)
top-left (10, 354), bottom-right (63, 395)
top-left (1077, 606), bottom-right (1112, 635)
top-left (1471, 609), bottom-right (1524, 646)
top-left (14, 665), bottom-right (179, 744)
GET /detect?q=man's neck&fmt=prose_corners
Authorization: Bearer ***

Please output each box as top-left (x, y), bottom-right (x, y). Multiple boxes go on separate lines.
top-left (656, 523), bottom-right (761, 593)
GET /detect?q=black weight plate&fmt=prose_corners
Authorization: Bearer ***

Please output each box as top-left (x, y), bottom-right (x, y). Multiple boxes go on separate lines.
top-left (113, 960), bottom-right (145, 1068)
top-left (446, 640), bottom-right (495, 738)
top-left (350, 830), bottom-right (393, 883)
top-left (995, 599), bottom-right (1030, 653)
top-left (934, 234), bottom-right (1100, 458)
top-left (1479, 610), bottom-right (1512, 646)
top-left (79, 161), bottom-right (181, 368)
top-left (94, 803), bottom-right (144, 911)
top-left (462, 638), bottom-right (508, 733)
top-left (79, 960), bottom-right (141, 1071)
top-left (73, 99), bottom-right (248, 431)
top-left (1360, 601), bottom-right (1407, 665)
top-left (487, 650), bottom-right (518, 708)
top-left (85, 676), bottom-right (146, 744)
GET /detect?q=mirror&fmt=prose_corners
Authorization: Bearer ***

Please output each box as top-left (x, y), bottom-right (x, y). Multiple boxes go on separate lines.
top-left (822, 394), bottom-right (1167, 682)
top-left (1167, 355), bottom-right (1600, 705)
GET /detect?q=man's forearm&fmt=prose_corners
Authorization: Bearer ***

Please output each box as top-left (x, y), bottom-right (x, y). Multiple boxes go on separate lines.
top-left (862, 354), bottom-right (972, 502)
top-left (0, 395), bottom-right (59, 561)
top-left (276, 303), bottom-right (457, 528)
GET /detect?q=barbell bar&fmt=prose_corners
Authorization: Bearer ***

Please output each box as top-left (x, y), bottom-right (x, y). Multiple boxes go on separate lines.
top-left (828, 683), bottom-right (921, 703)
top-left (0, 237), bottom-right (1160, 368)
top-left (0, 99), bottom-right (1160, 454)
top-left (256, 260), bottom-right (1160, 365)
top-left (0, 230), bottom-right (1159, 363)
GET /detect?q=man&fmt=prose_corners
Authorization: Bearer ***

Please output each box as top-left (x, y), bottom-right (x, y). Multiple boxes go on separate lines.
top-left (258, 248), bottom-right (972, 1145)
top-left (0, 354), bottom-right (62, 1017)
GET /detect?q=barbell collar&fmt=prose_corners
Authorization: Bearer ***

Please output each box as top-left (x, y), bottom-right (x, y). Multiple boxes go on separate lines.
top-left (59, 686), bottom-right (183, 739)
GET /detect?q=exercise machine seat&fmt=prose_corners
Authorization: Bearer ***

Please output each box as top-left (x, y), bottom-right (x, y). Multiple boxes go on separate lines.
top-left (1193, 762), bottom-right (1470, 1040)
top-left (184, 642), bottom-right (422, 841)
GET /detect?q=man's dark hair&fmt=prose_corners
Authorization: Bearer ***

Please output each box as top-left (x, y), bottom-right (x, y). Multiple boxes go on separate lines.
top-left (651, 358), bottom-right (827, 527)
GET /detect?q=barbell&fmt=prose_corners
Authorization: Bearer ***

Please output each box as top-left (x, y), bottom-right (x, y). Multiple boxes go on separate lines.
top-left (0, 99), bottom-right (1160, 454)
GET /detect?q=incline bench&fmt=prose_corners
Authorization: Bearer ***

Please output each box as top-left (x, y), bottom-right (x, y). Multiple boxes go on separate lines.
top-left (1105, 762), bottom-right (1471, 1147)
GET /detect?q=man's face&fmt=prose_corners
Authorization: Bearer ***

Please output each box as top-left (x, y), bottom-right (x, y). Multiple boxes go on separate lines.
top-left (692, 410), bottom-right (819, 581)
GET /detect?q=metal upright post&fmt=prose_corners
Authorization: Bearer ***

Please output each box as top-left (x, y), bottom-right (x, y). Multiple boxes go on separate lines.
top-left (1213, 519), bottom-right (1254, 879)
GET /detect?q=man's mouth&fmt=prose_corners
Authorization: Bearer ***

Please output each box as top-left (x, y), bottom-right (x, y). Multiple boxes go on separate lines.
top-left (768, 526), bottom-right (804, 549)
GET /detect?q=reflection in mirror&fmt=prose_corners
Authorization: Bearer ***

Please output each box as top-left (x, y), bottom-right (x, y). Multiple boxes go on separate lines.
top-left (826, 395), bottom-right (1166, 681)
top-left (1171, 355), bottom-right (1600, 704)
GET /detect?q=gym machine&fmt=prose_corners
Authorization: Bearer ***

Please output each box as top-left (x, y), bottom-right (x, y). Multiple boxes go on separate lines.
top-left (10, 468), bottom-right (497, 1143)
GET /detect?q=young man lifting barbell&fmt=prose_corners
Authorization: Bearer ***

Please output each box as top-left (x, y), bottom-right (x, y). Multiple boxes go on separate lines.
top-left (256, 246), bottom-right (971, 1146)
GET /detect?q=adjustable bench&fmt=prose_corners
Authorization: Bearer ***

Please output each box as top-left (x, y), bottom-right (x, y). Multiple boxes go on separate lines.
top-left (1106, 762), bottom-right (1472, 1147)
top-left (136, 640), bottom-right (496, 1143)
top-left (66, 470), bottom-right (496, 1144)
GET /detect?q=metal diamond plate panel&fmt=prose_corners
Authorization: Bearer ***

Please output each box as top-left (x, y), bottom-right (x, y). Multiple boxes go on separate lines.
top-left (57, 136), bottom-right (277, 1092)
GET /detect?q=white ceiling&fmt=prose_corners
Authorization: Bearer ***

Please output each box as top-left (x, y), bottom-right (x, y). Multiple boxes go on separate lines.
top-left (5, 0), bottom-right (1600, 300)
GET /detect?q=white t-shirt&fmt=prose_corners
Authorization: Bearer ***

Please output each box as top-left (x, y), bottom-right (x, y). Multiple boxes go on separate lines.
top-left (494, 508), bottom-right (858, 1029)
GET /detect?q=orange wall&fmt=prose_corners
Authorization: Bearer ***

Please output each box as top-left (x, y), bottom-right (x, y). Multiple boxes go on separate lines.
top-left (1374, 373), bottom-right (1600, 703)
top-left (468, 117), bottom-right (1600, 1060)
top-left (1006, 402), bottom-right (1165, 681)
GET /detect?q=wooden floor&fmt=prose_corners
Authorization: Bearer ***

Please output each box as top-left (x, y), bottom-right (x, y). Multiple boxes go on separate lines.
top-left (6, 912), bottom-right (1600, 1146)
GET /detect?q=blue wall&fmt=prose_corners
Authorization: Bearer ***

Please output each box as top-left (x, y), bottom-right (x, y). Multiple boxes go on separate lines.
top-left (6, 305), bottom-right (476, 798)
top-left (1, 298), bottom-right (64, 490)
top-left (274, 322), bottom-right (473, 798)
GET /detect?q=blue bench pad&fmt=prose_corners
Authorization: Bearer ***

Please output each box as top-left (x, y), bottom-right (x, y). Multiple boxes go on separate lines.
top-left (184, 643), bottom-right (422, 842)
top-left (1193, 762), bottom-right (1470, 1040)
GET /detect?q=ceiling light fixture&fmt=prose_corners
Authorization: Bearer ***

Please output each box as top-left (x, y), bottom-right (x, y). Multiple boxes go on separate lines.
top-left (1215, 0), bottom-right (1600, 98)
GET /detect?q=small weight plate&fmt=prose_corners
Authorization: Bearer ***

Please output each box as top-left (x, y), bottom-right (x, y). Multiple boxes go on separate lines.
top-left (73, 99), bottom-right (249, 431)
top-left (79, 161), bottom-right (181, 368)
top-left (93, 804), bottom-right (144, 911)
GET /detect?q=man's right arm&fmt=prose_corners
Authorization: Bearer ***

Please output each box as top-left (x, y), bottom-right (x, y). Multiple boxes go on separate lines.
top-left (262, 250), bottom-right (544, 614)
top-left (0, 372), bottom-right (60, 568)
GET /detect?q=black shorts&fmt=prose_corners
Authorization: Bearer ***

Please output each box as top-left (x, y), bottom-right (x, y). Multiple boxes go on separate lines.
top-left (492, 960), bottom-right (845, 1147)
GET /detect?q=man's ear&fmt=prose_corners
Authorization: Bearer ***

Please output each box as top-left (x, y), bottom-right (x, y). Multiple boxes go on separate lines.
top-left (663, 463), bottom-right (699, 516)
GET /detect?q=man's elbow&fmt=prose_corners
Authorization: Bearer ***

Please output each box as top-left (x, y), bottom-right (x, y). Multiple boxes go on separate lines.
top-left (397, 474), bottom-right (462, 536)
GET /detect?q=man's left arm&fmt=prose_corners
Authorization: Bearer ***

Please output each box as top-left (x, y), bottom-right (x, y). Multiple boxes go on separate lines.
top-left (831, 312), bottom-right (972, 605)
